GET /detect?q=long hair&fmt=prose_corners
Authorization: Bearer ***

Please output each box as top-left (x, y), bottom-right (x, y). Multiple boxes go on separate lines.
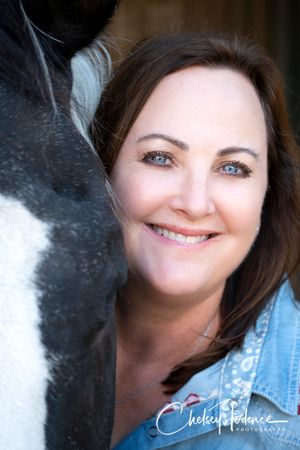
top-left (95, 31), bottom-right (300, 393)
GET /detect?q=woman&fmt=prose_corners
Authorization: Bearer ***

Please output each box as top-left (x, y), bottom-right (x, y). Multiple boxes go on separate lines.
top-left (95, 32), bottom-right (300, 449)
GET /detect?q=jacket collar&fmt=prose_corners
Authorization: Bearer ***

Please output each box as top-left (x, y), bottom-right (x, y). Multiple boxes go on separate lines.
top-left (114, 281), bottom-right (300, 449)
top-left (220, 280), bottom-right (300, 425)
top-left (252, 280), bottom-right (300, 415)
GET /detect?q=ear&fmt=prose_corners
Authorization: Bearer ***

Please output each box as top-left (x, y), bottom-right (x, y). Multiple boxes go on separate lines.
top-left (22, 0), bottom-right (119, 61)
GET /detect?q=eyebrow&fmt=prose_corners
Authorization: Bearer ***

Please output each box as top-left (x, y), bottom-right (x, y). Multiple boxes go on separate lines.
top-left (217, 147), bottom-right (259, 160)
top-left (137, 133), bottom-right (189, 151)
top-left (137, 133), bottom-right (259, 159)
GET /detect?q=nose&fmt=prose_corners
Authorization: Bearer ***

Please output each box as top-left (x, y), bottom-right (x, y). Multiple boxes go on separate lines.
top-left (169, 172), bottom-right (216, 220)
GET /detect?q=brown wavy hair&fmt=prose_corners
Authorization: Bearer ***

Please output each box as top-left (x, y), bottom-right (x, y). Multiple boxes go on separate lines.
top-left (94, 31), bottom-right (300, 394)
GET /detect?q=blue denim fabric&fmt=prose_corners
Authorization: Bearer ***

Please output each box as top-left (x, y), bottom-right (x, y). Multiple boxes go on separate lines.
top-left (114, 281), bottom-right (300, 449)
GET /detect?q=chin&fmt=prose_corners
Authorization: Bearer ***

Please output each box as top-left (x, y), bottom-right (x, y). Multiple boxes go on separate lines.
top-left (148, 273), bottom-right (207, 299)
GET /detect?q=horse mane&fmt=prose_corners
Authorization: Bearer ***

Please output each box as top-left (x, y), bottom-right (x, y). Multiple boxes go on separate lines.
top-left (0, 1), bottom-right (57, 106)
top-left (0, 0), bottom-right (111, 147)
top-left (70, 41), bottom-right (112, 151)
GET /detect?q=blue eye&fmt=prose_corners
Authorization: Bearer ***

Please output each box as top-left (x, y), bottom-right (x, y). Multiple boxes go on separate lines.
top-left (220, 160), bottom-right (251, 178)
top-left (142, 151), bottom-right (173, 166)
top-left (223, 164), bottom-right (240, 174)
top-left (150, 155), bottom-right (168, 164)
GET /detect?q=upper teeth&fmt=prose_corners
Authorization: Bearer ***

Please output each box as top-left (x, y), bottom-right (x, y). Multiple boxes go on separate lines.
top-left (152, 225), bottom-right (209, 243)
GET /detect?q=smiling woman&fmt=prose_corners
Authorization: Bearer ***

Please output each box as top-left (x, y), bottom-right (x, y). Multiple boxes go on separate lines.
top-left (110, 66), bottom-right (268, 305)
top-left (94, 32), bottom-right (300, 449)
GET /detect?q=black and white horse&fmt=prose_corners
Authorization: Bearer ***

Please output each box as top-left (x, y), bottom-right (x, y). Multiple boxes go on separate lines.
top-left (0, 1), bottom-right (126, 448)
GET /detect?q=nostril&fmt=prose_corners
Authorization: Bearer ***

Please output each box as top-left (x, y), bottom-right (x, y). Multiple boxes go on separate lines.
top-left (52, 181), bottom-right (88, 201)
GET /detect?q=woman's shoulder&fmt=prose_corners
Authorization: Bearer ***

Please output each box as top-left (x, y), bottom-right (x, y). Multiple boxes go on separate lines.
top-left (248, 280), bottom-right (300, 432)
top-left (230, 279), bottom-right (300, 448)
top-left (183, 280), bottom-right (300, 447)
top-left (113, 281), bottom-right (300, 450)
top-left (253, 279), bottom-right (300, 404)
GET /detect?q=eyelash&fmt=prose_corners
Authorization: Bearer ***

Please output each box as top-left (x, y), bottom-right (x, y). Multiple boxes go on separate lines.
top-left (142, 151), bottom-right (252, 178)
top-left (142, 151), bottom-right (174, 166)
top-left (218, 160), bottom-right (252, 178)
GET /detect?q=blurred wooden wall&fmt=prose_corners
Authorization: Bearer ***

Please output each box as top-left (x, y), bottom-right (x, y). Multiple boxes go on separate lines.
top-left (107, 0), bottom-right (300, 298)
top-left (108, 0), bottom-right (270, 49)
top-left (108, 0), bottom-right (299, 118)
top-left (109, 1), bottom-right (296, 55)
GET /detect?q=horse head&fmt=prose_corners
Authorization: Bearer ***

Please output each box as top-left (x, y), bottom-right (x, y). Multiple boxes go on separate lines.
top-left (0, 1), bottom-right (126, 449)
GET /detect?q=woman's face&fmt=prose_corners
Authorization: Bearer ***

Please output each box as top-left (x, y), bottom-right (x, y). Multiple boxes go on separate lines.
top-left (111, 67), bottom-right (268, 300)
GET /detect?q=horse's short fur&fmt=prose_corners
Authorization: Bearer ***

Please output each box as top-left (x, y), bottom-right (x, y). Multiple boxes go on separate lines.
top-left (0, 1), bottom-right (126, 449)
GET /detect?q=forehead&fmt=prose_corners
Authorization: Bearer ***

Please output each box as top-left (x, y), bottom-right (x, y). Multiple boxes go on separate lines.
top-left (128, 66), bottom-right (267, 150)
top-left (149, 66), bottom-right (262, 111)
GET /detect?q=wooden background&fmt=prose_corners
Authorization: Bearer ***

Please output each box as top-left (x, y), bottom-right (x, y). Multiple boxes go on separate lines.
top-left (108, 0), bottom-right (300, 129)
top-left (107, 0), bottom-right (300, 297)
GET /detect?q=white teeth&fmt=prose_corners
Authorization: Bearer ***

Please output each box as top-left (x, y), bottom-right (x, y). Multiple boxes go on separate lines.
top-left (152, 225), bottom-right (209, 243)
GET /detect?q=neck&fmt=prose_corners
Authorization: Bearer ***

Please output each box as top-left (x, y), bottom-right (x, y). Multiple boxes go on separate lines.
top-left (116, 276), bottom-right (224, 368)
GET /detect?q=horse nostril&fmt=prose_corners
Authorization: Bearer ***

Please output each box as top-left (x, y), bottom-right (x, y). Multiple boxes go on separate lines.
top-left (52, 181), bottom-right (89, 201)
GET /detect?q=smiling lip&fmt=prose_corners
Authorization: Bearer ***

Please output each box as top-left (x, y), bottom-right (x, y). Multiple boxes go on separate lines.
top-left (148, 223), bottom-right (219, 237)
top-left (145, 223), bottom-right (220, 247)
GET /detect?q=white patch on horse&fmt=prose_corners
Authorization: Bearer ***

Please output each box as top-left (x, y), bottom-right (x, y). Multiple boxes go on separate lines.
top-left (0, 195), bottom-right (51, 450)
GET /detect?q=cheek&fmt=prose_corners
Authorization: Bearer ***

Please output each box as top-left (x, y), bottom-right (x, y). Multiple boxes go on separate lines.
top-left (215, 183), bottom-right (266, 235)
top-left (114, 180), bottom-right (136, 218)
top-left (112, 168), bottom-right (139, 218)
top-left (113, 170), bottom-right (168, 222)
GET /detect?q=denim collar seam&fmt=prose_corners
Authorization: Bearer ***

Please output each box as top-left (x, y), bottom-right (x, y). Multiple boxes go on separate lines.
top-left (286, 317), bottom-right (300, 410)
top-left (219, 297), bottom-right (275, 425)
top-left (251, 385), bottom-right (298, 416)
top-left (254, 296), bottom-right (300, 414)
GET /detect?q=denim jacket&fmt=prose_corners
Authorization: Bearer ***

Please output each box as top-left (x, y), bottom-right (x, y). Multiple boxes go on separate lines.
top-left (114, 281), bottom-right (300, 449)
